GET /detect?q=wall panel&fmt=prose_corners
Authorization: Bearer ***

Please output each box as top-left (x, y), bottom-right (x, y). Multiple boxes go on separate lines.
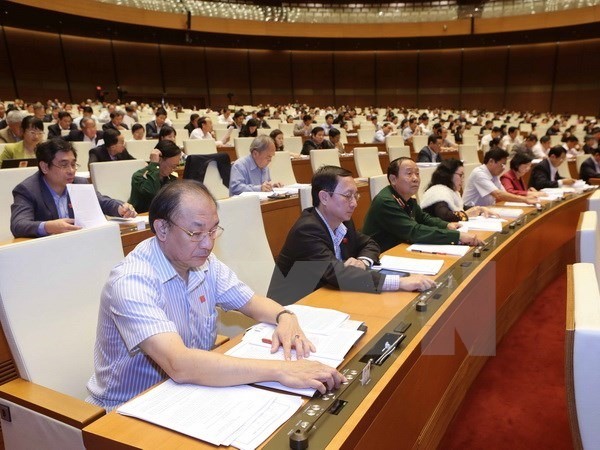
top-left (161, 44), bottom-right (208, 108)
top-left (0, 28), bottom-right (17, 100)
top-left (334, 52), bottom-right (375, 107)
top-left (205, 48), bottom-right (251, 108)
top-left (112, 40), bottom-right (163, 103)
top-left (291, 51), bottom-right (334, 106)
top-left (61, 35), bottom-right (114, 104)
top-left (248, 50), bottom-right (292, 105)
top-left (461, 47), bottom-right (507, 111)
top-left (376, 51), bottom-right (418, 108)
top-left (4, 27), bottom-right (68, 101)
top-left (418, 49), bottom-right (461, 109)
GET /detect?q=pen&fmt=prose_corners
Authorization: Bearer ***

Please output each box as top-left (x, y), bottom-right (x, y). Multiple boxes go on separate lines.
top-left (262, 338), bottom-right (296, 349)
top-left (412, 250), bottom-right (449, 256)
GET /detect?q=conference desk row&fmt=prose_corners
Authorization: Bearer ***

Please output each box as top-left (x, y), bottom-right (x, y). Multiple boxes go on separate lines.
top-left (83, 190), bottom-right (591, 450)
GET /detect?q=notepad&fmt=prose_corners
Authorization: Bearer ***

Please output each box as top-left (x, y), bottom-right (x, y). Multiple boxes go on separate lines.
top-left (378, 255), bottom-right (444, 275)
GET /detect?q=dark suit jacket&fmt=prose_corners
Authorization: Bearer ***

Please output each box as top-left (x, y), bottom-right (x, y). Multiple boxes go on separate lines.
top-left (529, 158), bottom-right (562, 190)
top-left (145, 120), bottom-right (161, 139)
top-left (65, 129), bottom-right (104, 145)
top-left (268, 207), bottom-right (384, 305)
top-left (102, 122), bottom-right (129, 132)
top-left (300, 139), bottom-right (334, 156)
top-left (88, 145), bottom-right (135, 165)
top-left (47, 123), bottom-right (77, 139)
top-left (10, 172), bottom-right (122, 238)
top-left (417, 146), bottom-right (442, 163)
top-left (579, 157), bottom-right (600, 183)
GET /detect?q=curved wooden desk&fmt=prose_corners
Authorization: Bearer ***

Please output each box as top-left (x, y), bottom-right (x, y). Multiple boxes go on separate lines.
top-left (82, 192), bottom-right (589, 449)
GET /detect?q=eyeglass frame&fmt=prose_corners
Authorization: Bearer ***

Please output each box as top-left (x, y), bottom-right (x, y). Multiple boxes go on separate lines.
top-left (51, 162), bottom-right (81, 171)
top-left (326, 191), bottom-right (361, 202)
top-left (169, 221), bottom-right (224, 242)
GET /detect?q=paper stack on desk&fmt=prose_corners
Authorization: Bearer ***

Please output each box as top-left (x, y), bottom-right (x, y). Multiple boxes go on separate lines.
top-left (117, 380), bottom-right (302, 450)
top-left (488, 207), bottom-right (524, 218)
top-left (226, 304), bottom-right (364, 397)
top-left (459, 216), bottom-right (506, 232)
top-left (378, 255), bottom-right (444, 275)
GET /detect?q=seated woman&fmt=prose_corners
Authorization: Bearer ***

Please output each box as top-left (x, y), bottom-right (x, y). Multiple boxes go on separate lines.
top-left (500, 152), bottom-right (540, 197)
top-left (128, 140), bottom-right (182, 213)
top-left (420, 158), bottom-right (494, 222)
top-left (239, 118), bottom-right (259, 137)
top-left (270, 129), bottom-right (284, 151)
top-left (300, 126), bottom-right (334, 155)
top-left (158, 125), bottom-right (176, 143)
top-left (0, 115), bottom-right (44, 163)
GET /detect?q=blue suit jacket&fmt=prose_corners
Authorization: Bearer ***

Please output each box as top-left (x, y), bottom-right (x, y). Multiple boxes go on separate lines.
top-left (10, 172), bottom-right (122, 237)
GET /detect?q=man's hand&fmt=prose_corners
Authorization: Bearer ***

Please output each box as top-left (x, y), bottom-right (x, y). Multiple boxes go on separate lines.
top-left (118, 203), bottom-right (137, 218)
top-left (44, 218), bottom-right (81, 235)
top-left (399, 275), bottom-right (437, 292)
top-left (277, 360), bottom-right (346, 394)
top-left (149, 149), bottom-right (161, 163)
top-left (344, 257), bottom-right (367, 270)
top-left (459, 232), bottom-right (484, 246)
top-left (261, 181), bottom-right (274, 192)
top-left (270, 313), bottom-right (315, 360)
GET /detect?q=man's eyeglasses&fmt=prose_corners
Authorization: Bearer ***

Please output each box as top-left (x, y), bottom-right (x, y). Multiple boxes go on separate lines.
top-left (51, 162), bottom-right (80, 171)
top-left (327, 191), bottom-right (361, 202)
top-left (170, 222), bottom-right (224, 242)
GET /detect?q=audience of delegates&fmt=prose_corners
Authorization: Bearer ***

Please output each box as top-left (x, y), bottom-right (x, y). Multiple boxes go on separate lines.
top-left (128, 140), bottom-right (182, 213)
top-left (102, 110), bottom-right (129, 132)
top-left (88, 129), bottom-right (134, 165)
top-left (500, 153), bottom-right (540, 197)
top-left (420, 159), bottom-right (494, 222)
top-left (402, 117), bottom-right (419, 144)
top-left (47, 111), bottom-right (76, 139)
top-left (499, 126), bottom-right (522, 152)
top-left (301, 126), bottom-right (334, 155)
top-left (217, 108), bottom-right (233, 125)
top-left (229, 135), bottom-right (282, 195)
top-left (239, 118), bottom-right (259, 138)
top-left (582, 134), bottom-right (598, 154)
top-left (529, 146), bottom-right (575, 190)
top-left (362, 157), bottom-right (482, 252)
top-left (10, 139), bottom-right (136, 238)
top-left (373, 122), bottom-right (394, 143)
top-left (294, 114), bottom-right (313, 137)
top-left (0, 110), bottom-right (25, 144)
top-left (545, 120), bottom-right (561, 136)
top-left (65, 117), bottom-right (104, 145)
top-left (131, 123), bottom-right (145, 140)
top-left (532, 134), bottom-right (551, 159)
top-left (417, 134), bottom-right (443, 163)
top-left (439, 127), bottom-right (458, 152)
top-left (562, 135), bottom-right (580, 157)
top-left (270, 129), bottom-right (285, 152)
top-left (269, 165), bottom-right (436, 304)
top-left (86, 180), bottom-right (344, 411)
top-left (511, 134), bottom-right (538, 159)
top-left (462, 148), bottom-right (537, 207)
top-left (0, 116), bottom-right (44, 163)
top-left (579, 148), bottom-right (600, 183)
top-left (190, 117), bottom-right (216, 140)
top-left (145, 108), bottom-right (168, 139)
top-left (481, 126), bottom-right (501, 150)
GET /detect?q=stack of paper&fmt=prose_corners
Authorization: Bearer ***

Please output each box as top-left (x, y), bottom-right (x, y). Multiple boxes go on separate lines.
top-left (225, 304), bottom-right (363, 397)
top-left (488, 207), bottom-right (524, 218)
top-left (459, 216), bottom-right (506, 232)
top-left (407, 244), bottom-right (470, 257)
top-left (378, 255), bottom-right (444, 275)
top-left (274, 184), bottom-right (310, 195)
top-left (117, 380), bottom-right (302, 450)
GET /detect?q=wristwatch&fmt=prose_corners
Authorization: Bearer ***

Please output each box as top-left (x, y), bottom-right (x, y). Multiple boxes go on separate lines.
top-left (275, 309), bottom-right (295, 324)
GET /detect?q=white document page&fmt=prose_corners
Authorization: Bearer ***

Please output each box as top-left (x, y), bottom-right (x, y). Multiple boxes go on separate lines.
top-left (117, 380), bottom-right (301, 449)
top-left (237, 191), bottom-right (273, 200)
top-left (459, 217), bottom-right (506, 232)
top-left (379, 255), bottom-right (444, 275)
top-left (286, 304), bottom-right (350, 334)
top-left (407, 244), bottom-right (470, 257)
top-left (488, 207), bottom-right (524, 218)
top-left (502, 202), bottom-right (529, 207)
top-left (66, 184), bottom-right (107, 228)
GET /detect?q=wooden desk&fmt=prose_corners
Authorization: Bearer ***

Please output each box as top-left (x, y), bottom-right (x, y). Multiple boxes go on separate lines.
top-left (82, 193), bottom-right (590, 450)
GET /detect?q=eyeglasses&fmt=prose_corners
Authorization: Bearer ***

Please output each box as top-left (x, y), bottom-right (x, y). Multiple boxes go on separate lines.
top-left (26, 129), bottom-right (44, 136)
top-left (170, 222), bottom-right (224, 242)
top-left (328, 191), bottom-right (361, 202)
top-left (51, 162), bottom-right (80, 171)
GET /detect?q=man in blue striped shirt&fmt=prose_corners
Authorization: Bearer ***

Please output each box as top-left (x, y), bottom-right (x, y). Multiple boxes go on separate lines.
top-left (86, 180), bottom-right (344, 411)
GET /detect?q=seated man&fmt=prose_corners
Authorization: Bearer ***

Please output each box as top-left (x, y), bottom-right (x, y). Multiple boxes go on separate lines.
top-left (88, 128), bottom-right (134, 166)
top-left (417, 134), bottom-right (443, 163)
top-left (129, 140), bottom-right (181, 213)
top-left (10, 138), bottom-right (136, 238)
top-left (363, 157), bottom-right (482, 252)
top-left (300, 126), bottom-right (334, 155)
top-left (47, 111), bottom-right (77, 139)
top-left (229, 135), bottom-right (283, 195)
top-left (145, 107), bottom-right (168, 139)
top-left (294, 114), bottom-right (313, 137)
top-left (579, 148), bottom-right (600, 183)
top-left (269, 166), bottom-right (436, 304)
top-left (463, 148), bottom-right (537, 207)
top-left (86, 180), bottom-right (344, 411)
top-left (65, 117), bottom-right (104, 145)
top-left (372, 122), bottom-right (393, 144)
top-left (529, 145), bottom-right (575, 190)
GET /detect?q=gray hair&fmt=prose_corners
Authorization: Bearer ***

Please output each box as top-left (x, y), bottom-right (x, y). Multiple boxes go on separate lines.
top-left (6, 110), bottom-right (26, 125)
top-left (249, 134), bottom-right (274, 154)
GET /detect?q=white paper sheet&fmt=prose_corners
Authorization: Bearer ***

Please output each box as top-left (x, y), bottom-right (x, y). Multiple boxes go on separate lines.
top-left (378, 255), bottom-right (444, 275)
top-left (66, 184), bottom-right (107, 228)
top-left (459, 216), bottom-right (506, 232)
top-left (407, 244), bottom-right (470, 257)
top-left (286, 304), bottom-right (350, 334)
top-left (488, 207), bottom-right (524, 218)
top-left (502, 202), bottom-right (529, 207)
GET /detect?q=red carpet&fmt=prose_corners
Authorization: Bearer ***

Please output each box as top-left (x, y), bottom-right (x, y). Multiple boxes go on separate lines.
top-left (439, 274), bottom-right (573, 450)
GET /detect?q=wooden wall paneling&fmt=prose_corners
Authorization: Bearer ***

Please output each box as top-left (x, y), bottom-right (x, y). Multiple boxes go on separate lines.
top-left (376, 51), bottom-right (418, 108)
top-left (333, 52), bottom-right (375, 107)
top-left (204, 48), bottom-right (251, 108)
top-left (248, 49), bottom-right (292, 105)
top-left (4, 27), bottom-right (68, 102)
top-left (111, 40), bottom-right (163, 104)
top-left (505, 43), bottom-right (556, 112)
top-left (552, 39), bottom-right (600, 116)
top-left (0, 27), bottom-right (17, 100)
top-left (461, 46), bottom-right (508, 111)
top-left (160, 44), bottom-right (208, 108)
top-left (61, 35), bottom-right (114, 104)
top-left (418, 49), bottom-right (461, 110)
top-left (290, 51), bottom-right (334, 106)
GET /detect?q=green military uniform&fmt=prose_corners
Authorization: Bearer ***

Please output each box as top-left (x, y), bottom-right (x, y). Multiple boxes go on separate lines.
top-left (128, 163), bottom-right (177, 213)
top-left (362, 185), bottom-right (461, 252)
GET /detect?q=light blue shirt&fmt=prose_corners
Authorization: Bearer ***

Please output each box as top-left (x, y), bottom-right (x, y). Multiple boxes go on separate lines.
top-left (229, 154), bottom-right (271, 195)
top-left (86, 237), bottom-right (253, 411)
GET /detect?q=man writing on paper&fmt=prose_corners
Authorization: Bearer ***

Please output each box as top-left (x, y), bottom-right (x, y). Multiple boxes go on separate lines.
top-left (269, 166), bottom-right (436, 305)
top-left (229, 135), bottom-right (283, 195)
top-left (10, 138), bottom-right (136, 238)
top-left (86, 181), bottom-right (344, 411)
top-left (363, 157), bottom-right (483, 252)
